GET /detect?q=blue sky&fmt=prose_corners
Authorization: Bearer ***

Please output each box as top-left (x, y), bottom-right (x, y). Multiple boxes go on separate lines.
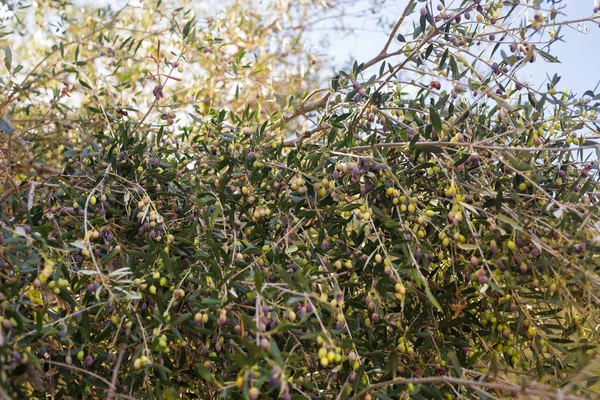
top-left (318, 1), bottom-right (600, 96)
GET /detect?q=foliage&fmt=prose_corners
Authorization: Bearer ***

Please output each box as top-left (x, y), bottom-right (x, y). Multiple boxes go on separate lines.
top-left (1, 0), bottom-right (600, 399)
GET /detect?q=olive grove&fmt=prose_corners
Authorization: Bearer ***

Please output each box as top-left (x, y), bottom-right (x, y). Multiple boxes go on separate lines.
top-left (1, 0), bottom-right (600, 399)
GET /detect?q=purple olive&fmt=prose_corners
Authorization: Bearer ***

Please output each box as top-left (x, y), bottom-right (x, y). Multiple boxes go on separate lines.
top-left (85, 355), bottom-right (94, 367)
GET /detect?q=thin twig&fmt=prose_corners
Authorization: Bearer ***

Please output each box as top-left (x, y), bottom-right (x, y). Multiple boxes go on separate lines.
top-left (365, 0), bottom-right (416, 67)
top-left (83, 164), bottom-right (113, 296)
top-left (40, 359), bottom-right (139, 400)
top-left (106, 345), bottom-right (127, 400)
top-left (282, 92), bottom-right (332, 123)
top-left (349, 375), bottom-right (587, 400)
top-left (343, 141), bottom-right (600, 153)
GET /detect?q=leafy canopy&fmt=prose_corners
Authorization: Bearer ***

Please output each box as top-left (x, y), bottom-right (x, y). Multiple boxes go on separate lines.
top-left (1, 0), bottom-right (600, 399)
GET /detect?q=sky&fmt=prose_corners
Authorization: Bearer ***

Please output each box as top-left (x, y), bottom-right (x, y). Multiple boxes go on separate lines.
top-left (319, 1), bottom-right (600, 96)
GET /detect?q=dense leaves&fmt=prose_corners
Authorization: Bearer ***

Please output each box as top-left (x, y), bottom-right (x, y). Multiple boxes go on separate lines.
top-left (1, 1), bottom-right (600, 399)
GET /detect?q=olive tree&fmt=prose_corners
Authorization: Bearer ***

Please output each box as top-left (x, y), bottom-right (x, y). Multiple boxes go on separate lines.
top-left (1, 0), bottom-right (600, 399)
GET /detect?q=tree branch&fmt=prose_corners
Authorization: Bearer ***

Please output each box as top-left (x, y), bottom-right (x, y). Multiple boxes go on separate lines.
top-left (350, 375), bottom-right (586, 400)
top-left (282, 92), bottom-right (331, 123)
top-left (106, 345), bottom-right (126, 400)
top-left (283, 124), bottom-right (331, 147)
top-left (379, 0), bottom-right (416, 57)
